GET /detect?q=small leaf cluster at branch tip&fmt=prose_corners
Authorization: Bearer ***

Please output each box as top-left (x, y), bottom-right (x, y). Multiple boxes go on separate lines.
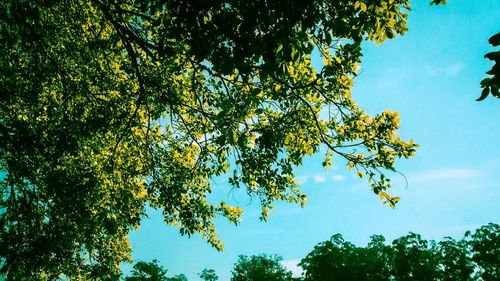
top-left (478, 32), bottom-right (500, 100)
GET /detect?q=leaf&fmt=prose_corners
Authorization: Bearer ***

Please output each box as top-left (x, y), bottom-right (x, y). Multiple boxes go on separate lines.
top-left (477, 87), bottom-right (490, 101)
top-left (484, 50), bottom-right (500, 61)
top-left (489, 32), bottom-right (500, 46)
top-left (480, 78), bottom-right (491, 87)
top-left (430, 0), bottom-right (447, 5)
top-left (491, 85), bottom-right (499, 98)
top-left (325, 31), bottom-right (333, 45)
top-left (276, 44), bottom-right (283, 54)
top-left (291, 47), bottom-right (298, 60)
top-left (300, 195), bottom-right (307, 207)
top-left (360, 2), bottom-right (367, 12)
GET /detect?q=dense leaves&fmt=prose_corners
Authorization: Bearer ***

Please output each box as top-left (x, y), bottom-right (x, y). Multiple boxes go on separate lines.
top-left (467, 223), bottom-right (500, 281)
top-left (124, 260), bottom-right (188, 281)
top-left (125, 260), bottom-right (169, 281)
top-left (437, 237), bottom-right (474, 281)
top-left (199, 268), bottom-right (219, 281)
top-left (391, 233), bottom-right (439, 281)
top-left (300, 234), bottom-right (393, 281)
top-left (300, 223), bottom-right (500, 281)
top-left (0, 0), bottom-right (423, 278)
top-left (231, 254), bottom-right (293, 281)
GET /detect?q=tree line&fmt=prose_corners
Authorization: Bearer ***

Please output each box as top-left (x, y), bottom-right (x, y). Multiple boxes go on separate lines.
top-left (122, 223), bottom-right (498, 281)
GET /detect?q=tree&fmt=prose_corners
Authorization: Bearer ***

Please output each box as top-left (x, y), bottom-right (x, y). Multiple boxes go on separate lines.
top-left (300, 234), bottom-right (391, 281)
top-left (124, 260), bottom-right (188, 281)
top-left (168, 274), bottom-right (189, 281)
top-left (467, 223), bottom-right (500, 281)
top-left (231, 254), bottom-right (293, 281)
top-left (0, 0), bottom-right (424, 278)
top-left (125, 260), bottom-right (169, 281)
top-left (436, 237), bottom-right (474, 281)
top-left (299, 224), bottom-right (500, 281)
top-left (199, 268), bottom-right (218, 281)
top-left (365, 235), bottom-right (393, 280)
top-left (390, 233), bottom-right (439, 281)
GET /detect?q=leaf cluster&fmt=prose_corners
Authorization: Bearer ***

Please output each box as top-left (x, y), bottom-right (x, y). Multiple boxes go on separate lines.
top-left (231, 254), bottom-right (292, 281)
top-left (478, 32), bottom-right (500, 101)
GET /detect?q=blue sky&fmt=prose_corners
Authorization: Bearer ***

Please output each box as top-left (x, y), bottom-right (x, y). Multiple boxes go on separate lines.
top-left (127, 1), bottom-right (500, 279)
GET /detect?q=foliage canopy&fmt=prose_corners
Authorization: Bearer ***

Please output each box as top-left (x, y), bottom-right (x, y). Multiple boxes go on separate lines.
top-left (0, 0), bottom-right (422, 278)
top-left (124, 259), bottom-right (188, 281)
top-left (124, 260), bottom-right (168, 281)
top-left (199, 268), bottom-right (219, 281)
top-left (300, 223), bottom-right (499, 281)
top-left (231, 254), bottom-right (293, 281)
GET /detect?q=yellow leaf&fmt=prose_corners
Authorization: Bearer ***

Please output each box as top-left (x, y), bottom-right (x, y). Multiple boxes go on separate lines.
top-left (360, 2), bottom-right (367, 12)
top-left (300, 195), bottom-right (307, 207)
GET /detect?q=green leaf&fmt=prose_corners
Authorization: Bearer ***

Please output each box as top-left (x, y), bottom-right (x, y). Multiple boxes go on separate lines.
top-left (291, 47), bottom-right (298, 60)
top-left (480, 78), bottom-right (491, 87)
top-left (477, 87), bottom-right (490, 101)
top-left (430, 0), bottom-right (447, 5)
top-left (484, 50), bottom-right (500, 61)
top-left (276, 44), bottom-right (283, 55)
top-left (488, 32), bottom-right (500, 46)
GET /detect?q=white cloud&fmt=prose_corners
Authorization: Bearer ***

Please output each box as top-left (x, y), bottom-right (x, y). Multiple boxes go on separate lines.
top-left (281, 260), bottom-right (304, 277)
top-left (445, 62), bottom-right (464, 76)
top-left (410, 168), bottom-right (481, 182)
top-left (296, 175), bottom-right (310, 185)
top-left (244, 228), bottom-right (287, 235)
top-left (331, 175), bottom-right (345, 182)
top-left (425, 62), bottom-right (464, 77)
top-left (298, 173), bottom-right (345, 185)
top-left (313, 175), bottom-right (327, 183)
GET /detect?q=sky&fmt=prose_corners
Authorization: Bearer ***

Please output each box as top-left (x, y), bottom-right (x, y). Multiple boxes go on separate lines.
top-left (126, 1), bottom-right (500, 279)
